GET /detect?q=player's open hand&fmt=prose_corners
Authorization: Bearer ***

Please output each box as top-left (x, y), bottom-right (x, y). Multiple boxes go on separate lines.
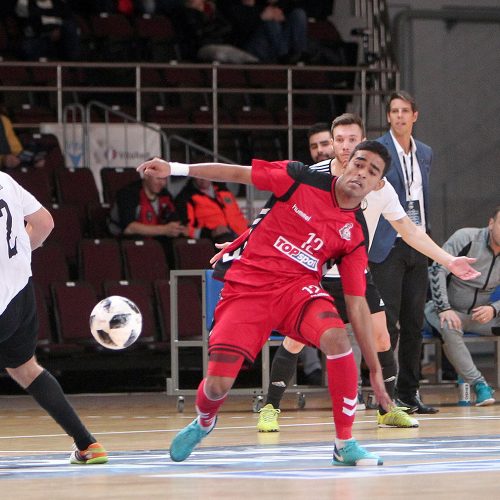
top-left (137, 157), bottom-right (170, 178)
top-left (370, 371), bottom-right (393, 413)
top-left (448, 256), bottom-right (480, 281)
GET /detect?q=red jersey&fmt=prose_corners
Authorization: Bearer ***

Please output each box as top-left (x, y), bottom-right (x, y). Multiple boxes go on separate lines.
top-left (216, 160), bottom-right (368, 297)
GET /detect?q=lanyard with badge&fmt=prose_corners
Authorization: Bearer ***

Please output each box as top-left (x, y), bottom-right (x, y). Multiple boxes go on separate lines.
top-left (402, 151), bottom-right (422, 226)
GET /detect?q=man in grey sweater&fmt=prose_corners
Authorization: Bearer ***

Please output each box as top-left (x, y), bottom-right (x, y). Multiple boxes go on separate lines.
top-left (425, 206), bottom-right (500, 406)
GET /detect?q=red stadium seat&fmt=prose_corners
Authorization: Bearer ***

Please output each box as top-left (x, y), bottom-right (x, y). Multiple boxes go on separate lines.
top-left (172, 238), bottom-right (215, 270)
top-left (100, 167), bottom-right (140, 204)
top-left (154, 278), bottom-right (203, 340)
top-left (121, 239), bottom-right (169, 281)
top-left (56, 167), bottom-right (100, 207)
top-left (8, 167), bottom-right (54, 206)
top-left (79, 238), bottom-right (123, 295)
top-left (103, 280), bottom-right (159, 344)
top-left (134, 14), bottom-right (178, 61)
top-left (86, 201), bottom-right (112, 238)
top-left (51, 281), bottom-right (99, 347)
top-left (46, 204), bottom-right (84, 270)
top-left (32, 242), bottom-right (70, 299)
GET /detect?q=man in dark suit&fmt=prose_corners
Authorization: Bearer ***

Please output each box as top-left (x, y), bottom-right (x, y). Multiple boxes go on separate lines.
top-left (370, 91), bottom-right (438, 414)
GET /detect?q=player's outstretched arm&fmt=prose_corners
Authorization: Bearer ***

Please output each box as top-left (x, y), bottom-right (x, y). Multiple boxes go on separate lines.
top-left (137, 157), bottom-right (253, 185)
top-left (389, 216), bottom-right (480, 281)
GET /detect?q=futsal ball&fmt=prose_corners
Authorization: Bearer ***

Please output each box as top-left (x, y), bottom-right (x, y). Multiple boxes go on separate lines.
top-left (89, 296), bottom-right (142, 350)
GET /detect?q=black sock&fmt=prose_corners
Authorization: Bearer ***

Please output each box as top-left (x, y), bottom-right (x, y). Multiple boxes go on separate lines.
top-left (265, 344), bottom-right (300, 408)
top-left (377, 348), bottom-right (397, 414)
top-left (26, 370), bottom-right (96, 450)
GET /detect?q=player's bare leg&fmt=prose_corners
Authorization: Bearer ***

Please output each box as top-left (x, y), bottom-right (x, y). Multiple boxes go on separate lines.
top-left (7, 356), bottom-right (107, 464)
top-left (170, 355), bottom-right (243, 462)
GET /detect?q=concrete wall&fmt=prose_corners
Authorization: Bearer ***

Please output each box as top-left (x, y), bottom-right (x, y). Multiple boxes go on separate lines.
top-left (334, 0), bottom-right (500, 242)
top-left (387, 1), bottom-right (500, 242)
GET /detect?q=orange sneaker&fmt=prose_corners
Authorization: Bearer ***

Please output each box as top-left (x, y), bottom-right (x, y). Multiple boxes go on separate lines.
top-left (70, 442), bottom-right (108, 464)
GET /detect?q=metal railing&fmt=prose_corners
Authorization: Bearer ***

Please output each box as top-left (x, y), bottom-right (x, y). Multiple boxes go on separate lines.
top-left (1, 60), bottom-right (399, 146)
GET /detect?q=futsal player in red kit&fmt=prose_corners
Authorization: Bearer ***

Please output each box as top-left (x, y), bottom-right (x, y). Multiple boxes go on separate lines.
top-left (138, 141), bottom-right (395, 466)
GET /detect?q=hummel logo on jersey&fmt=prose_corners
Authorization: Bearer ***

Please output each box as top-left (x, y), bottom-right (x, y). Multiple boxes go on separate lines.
top-left (292, 203), bottom-right (311, 222)
top-left (274, 236), bottom-right (319, 271)
top-left (339, 222), bottom-right (353, 241)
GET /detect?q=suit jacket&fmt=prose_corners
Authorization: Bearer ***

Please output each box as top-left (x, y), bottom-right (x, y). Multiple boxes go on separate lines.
top-left (369, 131), bottom-right (433, 263)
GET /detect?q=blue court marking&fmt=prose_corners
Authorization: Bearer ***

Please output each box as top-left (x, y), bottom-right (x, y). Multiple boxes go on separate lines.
top-left (2, 436), bottom-right (500, 480)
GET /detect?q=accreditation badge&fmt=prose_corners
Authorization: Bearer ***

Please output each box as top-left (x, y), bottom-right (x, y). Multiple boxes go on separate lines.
top-left (405, 200), bottom-right (422, 226)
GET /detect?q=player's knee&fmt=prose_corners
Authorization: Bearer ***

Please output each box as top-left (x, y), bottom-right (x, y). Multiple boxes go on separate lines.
top-left (319, 328), bottom-right (350, 355)
top-left (6, 356), bottom-right (42, 388)
top-left (282, 336), bottom-right (305, 354)
top-left (205, 376), bottom-right (233, 399)
top-left (441, 327), bottom-right (464, 345)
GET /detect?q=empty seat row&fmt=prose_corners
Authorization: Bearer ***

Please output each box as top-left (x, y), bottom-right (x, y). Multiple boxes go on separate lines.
top-left (0, 13), bottom-right (179, 63)
top-left (8, 163), bottom-right (140, 207)
top-left (35, 275), bottom-right (203, 358)
top-left (32, 237), bottom-right (216, 299)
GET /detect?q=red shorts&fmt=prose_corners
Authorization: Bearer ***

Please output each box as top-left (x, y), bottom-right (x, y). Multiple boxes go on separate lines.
top-left (208, 278), bottom-right (345, 364)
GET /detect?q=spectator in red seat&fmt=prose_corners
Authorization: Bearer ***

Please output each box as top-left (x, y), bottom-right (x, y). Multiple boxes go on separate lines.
top-left (109, 174), bottom-right (188, 267)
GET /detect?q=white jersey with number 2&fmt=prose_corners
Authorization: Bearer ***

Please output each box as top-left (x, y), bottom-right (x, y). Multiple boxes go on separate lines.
top-left (0, 172), bottom-right (41, 315)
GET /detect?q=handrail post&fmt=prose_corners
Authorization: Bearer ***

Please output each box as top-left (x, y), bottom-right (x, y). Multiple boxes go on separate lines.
top-left (361, 69), bottom-right (367, 126)
top-left (212, 63), bottom-right (219, 160)
top-left (57, 64), bottom-right (63, 124)
top-left (136, 65), bottom-right (141, 122)
top-left (287, 67), bottom-right (293, 159)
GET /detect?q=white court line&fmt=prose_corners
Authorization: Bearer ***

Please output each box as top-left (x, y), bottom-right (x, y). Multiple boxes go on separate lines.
top-left (1, 414), bottom-right (499, 441)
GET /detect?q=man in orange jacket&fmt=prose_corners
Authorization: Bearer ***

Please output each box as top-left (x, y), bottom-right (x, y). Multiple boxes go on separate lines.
top-left (175, 178), bottom-right (248, 243)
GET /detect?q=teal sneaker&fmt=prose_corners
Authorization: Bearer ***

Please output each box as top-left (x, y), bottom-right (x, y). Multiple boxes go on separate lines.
top-left (332, 439), bottom-right (383, 466)
top-left (170, 417), bottom-right (216, 462)
top-left (474, 382), bottom-right (495, 406)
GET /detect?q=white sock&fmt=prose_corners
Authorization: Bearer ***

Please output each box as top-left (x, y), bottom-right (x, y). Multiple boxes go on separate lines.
top-left (197, 415), bottom-right (216, 433)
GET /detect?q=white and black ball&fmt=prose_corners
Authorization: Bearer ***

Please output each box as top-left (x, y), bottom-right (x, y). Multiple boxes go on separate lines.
top-left (89, 296), bottom-right (142, 350)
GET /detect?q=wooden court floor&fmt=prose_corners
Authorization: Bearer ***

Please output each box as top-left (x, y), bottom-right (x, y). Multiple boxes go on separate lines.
top-left (1, 386), bottom-right (500, 499)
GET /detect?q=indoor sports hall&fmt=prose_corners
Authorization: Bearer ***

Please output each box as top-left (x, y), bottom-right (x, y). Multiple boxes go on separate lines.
top-left (1, 0), bottom-right (499, 498)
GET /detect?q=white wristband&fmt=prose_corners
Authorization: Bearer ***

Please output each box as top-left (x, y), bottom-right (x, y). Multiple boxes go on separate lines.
top-left (169, 162), bottom-right (190, 176)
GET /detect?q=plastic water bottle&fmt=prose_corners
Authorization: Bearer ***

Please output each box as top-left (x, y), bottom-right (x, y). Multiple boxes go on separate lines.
top-left (458, 377), bottom-right (471, 406)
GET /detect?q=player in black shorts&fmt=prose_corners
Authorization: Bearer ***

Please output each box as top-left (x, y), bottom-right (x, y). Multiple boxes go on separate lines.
top-left (0, 171), bottom-right (107, 464)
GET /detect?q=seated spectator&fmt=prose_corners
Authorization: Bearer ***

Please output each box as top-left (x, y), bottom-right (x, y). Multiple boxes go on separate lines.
top-left (15, 0), bottom-right (81, 61)
top-left (220, 0), bottom-right (308, 64)
top-left (175, 178), bottom-right (248, 244)
top-left (174, 0), bottom-right (259, 63)
top-left (109, 174), bottom-right (188, 267)
top-left (0, 111), bottom-right (46, 170)
top-left (424, 206), bottom-right (500, 406)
